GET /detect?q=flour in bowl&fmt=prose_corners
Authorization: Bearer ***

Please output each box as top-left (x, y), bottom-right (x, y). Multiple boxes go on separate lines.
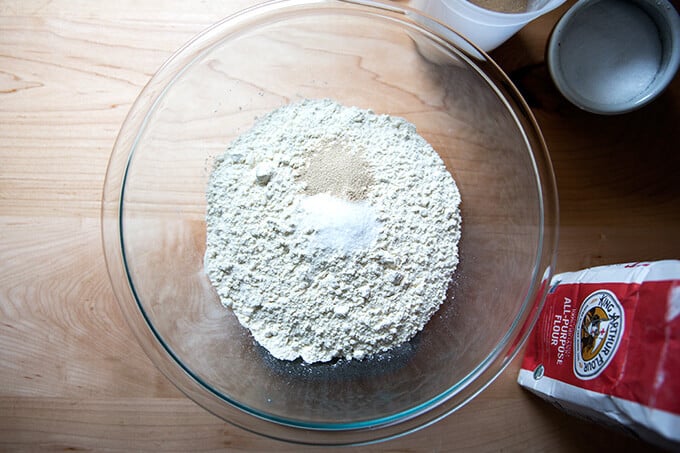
top-left (205, 99), bottom-right (461, 363)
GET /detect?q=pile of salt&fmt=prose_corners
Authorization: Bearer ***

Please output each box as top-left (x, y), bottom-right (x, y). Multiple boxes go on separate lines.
top-left (296, 193), bottom-right (379, 254)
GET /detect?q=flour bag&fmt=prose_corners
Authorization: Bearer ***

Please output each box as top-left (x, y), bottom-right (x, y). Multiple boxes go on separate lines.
top-left (518, 260), bottom-right (680, 449)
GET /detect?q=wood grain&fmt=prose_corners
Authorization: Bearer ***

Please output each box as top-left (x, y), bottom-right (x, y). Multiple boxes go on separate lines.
top-left (1, 0), bottom-right (678, 451)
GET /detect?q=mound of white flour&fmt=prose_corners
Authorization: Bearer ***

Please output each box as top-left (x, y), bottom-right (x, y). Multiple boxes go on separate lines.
top-left (205, 99), bottom-right (461, 363)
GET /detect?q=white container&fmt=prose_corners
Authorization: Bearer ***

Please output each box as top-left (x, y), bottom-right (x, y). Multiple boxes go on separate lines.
top-left (411, 0), bottom-right (567, 52)
top-left (547, 0), bottom-right (680, 114)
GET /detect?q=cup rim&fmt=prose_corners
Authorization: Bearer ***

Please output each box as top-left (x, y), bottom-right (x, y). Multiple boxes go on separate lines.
top-left (446, 0), bottom-right (566, 23)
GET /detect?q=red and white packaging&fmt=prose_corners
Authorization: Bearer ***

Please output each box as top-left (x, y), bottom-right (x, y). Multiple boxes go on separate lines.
top-left (518, 260), bottom-right (680, 449)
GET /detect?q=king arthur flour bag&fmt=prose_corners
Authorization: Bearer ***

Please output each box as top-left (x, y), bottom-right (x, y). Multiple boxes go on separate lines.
top-left (518, 260), bottom-right (680, 449)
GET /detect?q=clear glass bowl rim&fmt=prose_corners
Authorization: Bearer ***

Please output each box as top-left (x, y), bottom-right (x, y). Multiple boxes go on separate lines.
top-left (101, 0), bottom-right (559, 445)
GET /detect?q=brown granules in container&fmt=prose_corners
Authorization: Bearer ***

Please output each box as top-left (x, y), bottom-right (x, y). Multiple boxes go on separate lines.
top-left (467, 0), bottom-right (529, 13)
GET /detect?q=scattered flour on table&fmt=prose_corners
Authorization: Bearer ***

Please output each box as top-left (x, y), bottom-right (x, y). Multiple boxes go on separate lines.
top-left (205, 99), bottom-right (462, 363)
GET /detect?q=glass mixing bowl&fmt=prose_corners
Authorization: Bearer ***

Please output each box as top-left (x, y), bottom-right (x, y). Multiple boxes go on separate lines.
top-left (102, 0), bottom-right (558, 445)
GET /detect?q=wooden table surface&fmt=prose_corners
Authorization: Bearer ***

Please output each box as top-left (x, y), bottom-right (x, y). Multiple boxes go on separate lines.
top-left (2, 0), bottom-right (679, 451)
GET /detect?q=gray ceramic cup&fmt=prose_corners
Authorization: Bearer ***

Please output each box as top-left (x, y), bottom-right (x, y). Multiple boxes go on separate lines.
top-left (547, 0), bottom-right (680, 114)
